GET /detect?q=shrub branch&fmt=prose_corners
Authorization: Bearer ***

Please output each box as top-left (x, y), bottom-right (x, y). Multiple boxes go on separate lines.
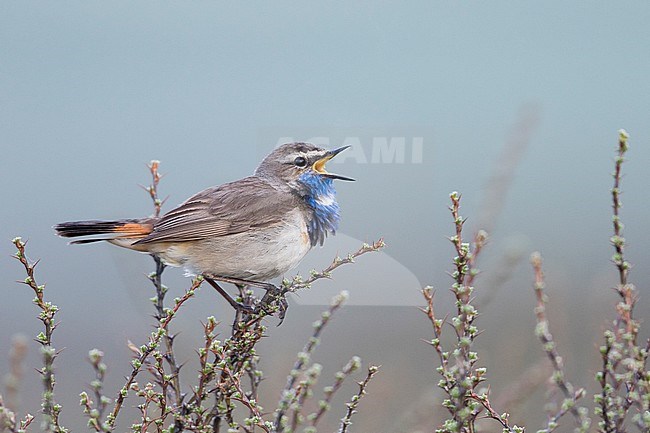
top-left (594, 129), bottom-right (650, 432)
top-left (530, 252), bottom-right (590, 433)
top-left (337, 365), bottom-right (379, 433)
top-left (12, 238), bottom-right (67, 433)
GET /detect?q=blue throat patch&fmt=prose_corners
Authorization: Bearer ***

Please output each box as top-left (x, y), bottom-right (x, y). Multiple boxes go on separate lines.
top-left (298, 172), bottom-right (341, 246)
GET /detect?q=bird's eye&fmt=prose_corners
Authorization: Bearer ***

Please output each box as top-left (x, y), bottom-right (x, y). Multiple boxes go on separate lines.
top-left (293, 156), bottom-right (308, 167)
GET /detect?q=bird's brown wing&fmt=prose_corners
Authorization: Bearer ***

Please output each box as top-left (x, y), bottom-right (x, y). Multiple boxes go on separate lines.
top-left (135, 176), bottom-right (299, 244)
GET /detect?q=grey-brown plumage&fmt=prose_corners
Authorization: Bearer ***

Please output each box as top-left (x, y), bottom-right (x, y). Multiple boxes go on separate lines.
top-left (54, 142), bottom-right (353, 282)
top-left (136, 176), bottom-right (300, 244)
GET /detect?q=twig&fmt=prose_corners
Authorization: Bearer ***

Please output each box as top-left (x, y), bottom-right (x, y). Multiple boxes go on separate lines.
top-left (337, 365), bottom-right (380, 433)
top-left (530, 252), bottom-right (590, 433)
top-left (217, 357), bottom-right (271, 433)
top-left (468, 390), bottom-right (521, 433)
top-left (420, 288), bottom-right (447, 378)
top-left (206, 311), bottom-right (267, 433)
top-left (447, 192), bottom-right (479, 428)
top-left (149, 260), bottom-right (184, 408)
top-left (131, 379), bottom-right (171, 433)
top-left (141, 160), bottom-right (166, 218)
top-left (595, 130), bottom-right (650, 432)
top-left (281, 239), bottom-right (385, 293)
top-left (105, 276), bottom-right (202, 430)
top-left (308, 356), bottom-right (362, 428)
top-left (610, 132), bottom-right (629, 289)
top-left (88, 349), bottom-right (109, 421)
top-left (12, 238), bottom-right (67, 433)
top-left (187, 317), bottom-right (219, 428)
top-left (142, 160), bottom-right (184, 408)
top-left (0, 395), bottom-right (35, 433)
top-left (274, 291), bottom-right (349, 432)
top-left (79, 349), bottom-right (112, 432)
top-left (423, 193), bottom-right (525, 433)
top-left (465, 230), bottom-right (488, 287)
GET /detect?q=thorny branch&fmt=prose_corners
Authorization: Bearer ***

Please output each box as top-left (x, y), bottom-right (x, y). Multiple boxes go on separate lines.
top-left (530, 252), bottom-right (590, 433)
top-left (595, 129), bottom-right (650, 432)
top-left (281, 239), bottom-right (386, 293)
top-left (307, 356), bottom-right (362, 429)
top-left (0, 395), bottom-right (34, 433)
top-left (106, 276), bottom-right (203, 430)
top-left (337, 365), bottom-right (380, 433)
top-left (142, 161), bottom-right (185, 409)
top-left (12, 238), bottom-right (67, 433)
top-left (273, 291), bottom-right (349, 432)
top-left (422, 193), bottom-right (524, 433)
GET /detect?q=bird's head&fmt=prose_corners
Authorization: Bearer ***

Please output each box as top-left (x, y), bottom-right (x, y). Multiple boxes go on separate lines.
top-left (255, 142), bottom-right (354, 195)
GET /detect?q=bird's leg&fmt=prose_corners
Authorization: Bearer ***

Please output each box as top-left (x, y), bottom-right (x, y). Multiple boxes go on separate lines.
top-left (202, 275), bottom-right (277, 291)
top-left (202, 274), bottom-right (288, 323)
top-left (233, 283), bottom-right (257, 331)
top-left (204, 277), bottom-right (255, 314)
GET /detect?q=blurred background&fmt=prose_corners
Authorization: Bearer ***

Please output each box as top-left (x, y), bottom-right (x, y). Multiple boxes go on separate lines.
top-left (1, 2), bottom-right (649, 432)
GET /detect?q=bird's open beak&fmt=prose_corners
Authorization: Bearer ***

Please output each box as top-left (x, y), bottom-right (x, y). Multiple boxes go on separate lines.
top-left (312, 145), bottom-right (355, 181)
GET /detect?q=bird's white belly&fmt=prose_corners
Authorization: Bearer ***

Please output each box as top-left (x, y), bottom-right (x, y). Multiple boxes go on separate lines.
top-left (159, 209), bottom-right (312, 281)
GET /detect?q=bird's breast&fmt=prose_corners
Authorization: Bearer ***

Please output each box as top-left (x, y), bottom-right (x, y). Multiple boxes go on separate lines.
top-left (169, 207), bottom-right (312, 281)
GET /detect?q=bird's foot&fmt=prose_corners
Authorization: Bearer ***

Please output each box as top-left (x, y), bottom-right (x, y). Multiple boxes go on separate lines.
top-left (203, 274), bottom-right (289, 324)
top-left (276, 295), bottom-right (289, 325)
top-left (258, 286), bottom-right (289, 325)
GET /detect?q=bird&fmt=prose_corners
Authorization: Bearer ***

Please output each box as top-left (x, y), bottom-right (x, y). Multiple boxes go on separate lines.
top-left (54, 142), bottom-right (354, 318)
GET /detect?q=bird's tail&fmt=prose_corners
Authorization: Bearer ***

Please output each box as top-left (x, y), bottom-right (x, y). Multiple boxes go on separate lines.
top-left (54, 219), bottom-right (155, 245)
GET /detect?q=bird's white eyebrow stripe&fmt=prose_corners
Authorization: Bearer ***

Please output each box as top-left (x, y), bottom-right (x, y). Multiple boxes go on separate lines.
top-left (286, 150), bottom-right (323, 162)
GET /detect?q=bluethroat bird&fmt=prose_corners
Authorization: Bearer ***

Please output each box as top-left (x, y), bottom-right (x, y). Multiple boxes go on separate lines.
top-left (54, 142), bottom-right (354, 319)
